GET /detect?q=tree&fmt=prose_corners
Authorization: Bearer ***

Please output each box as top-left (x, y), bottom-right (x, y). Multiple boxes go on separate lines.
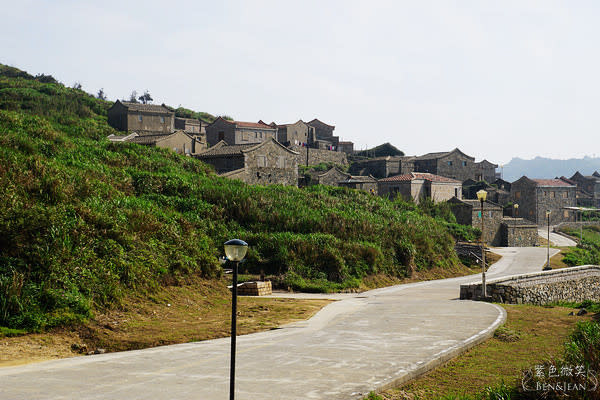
top-left (97, 88), bottom-right (106, 100)
top-left (138, 90), bottom-right (153, 104)
top-left (128, 90), bottom-right (138, 103)
top-left (72, 82), bottom-right (82, 90)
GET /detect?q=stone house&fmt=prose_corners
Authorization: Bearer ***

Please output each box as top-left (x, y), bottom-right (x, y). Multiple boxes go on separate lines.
top-left (307, 119), bottom-right (341, 150)
top-left (108, 131), bottom-right (197, 155)
top-left (194, 138), bottom-right (299, 186)
top-left (448, 198), bottom-right (505, 245)
top-left (339, 175), bottom-right (378, 194)
top-left (338, 141), bottom-right (354, 154)
top-left (275, 120), bottom-right (314, 147)
top-left (510, 177), bottom-right (576, 225)
top-left (349, 156), bottom-right (415, 178)
top-left (569, 171), bottom-right (600, 207)
top-left (205, 117), bottom-right (277, 147)
top-left (412, 148), bottom-right (497, 183)
top-left (174, 117), bottom-right (208, 151)
top-left (378, 172), bottom-right (462, 203)
top-left (314, 167), bottom-right (351, 186)
top-left (475, 160), bottom-right (498, 183)
top-left (107, 100), bottom-right (174, 134)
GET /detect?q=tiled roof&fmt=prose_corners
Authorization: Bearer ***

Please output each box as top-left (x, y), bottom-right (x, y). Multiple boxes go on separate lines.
top-left (120, 101), bottom-right (172, 114)
top-left (196, 143), bottom-right (255, 157)
top-left (307, 119), bottom-right (335, 129)
top-left (128, 134), bottom-right (170, 145)
top-left (414, 151), bottom-right (449, 160)
top-left (236, 121), bottom-right (276, 129)
top-left (532, 179), bottom-right (575, 187)
top-left (379, 172), bottom-right (461, 183)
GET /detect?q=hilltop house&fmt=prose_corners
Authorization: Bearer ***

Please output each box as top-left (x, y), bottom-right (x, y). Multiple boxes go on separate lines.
top-left (205, 117), bottom-right (277, 147)
top-left (378, 172), bottom-right (462, 203)
top-left (107, 131), bottom-right (196, 155)
top-left (412, 148), bottom-right (497, 183)
top-left (510, 177), bottom-right (576, 225)
top-left (307, 119), bottom-right (340, 150)
top-left (194, 138), bottom-right (299, 186)
top-left (275, 120), bottom-right (314, 147)
top-left (569, 171), bottom-right (600, 208)
top-left (349, 156), bottom-right (415, 179)
top-left (174, 117), bottom-right (208, 151)
top-left (107, 101), bottom-right (174, 134)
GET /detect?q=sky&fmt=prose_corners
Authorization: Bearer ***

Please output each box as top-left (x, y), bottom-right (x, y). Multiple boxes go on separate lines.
top-left (2, 0), bottom-right (599, 165)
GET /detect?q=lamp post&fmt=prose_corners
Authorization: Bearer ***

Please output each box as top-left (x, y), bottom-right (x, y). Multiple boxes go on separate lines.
top-left (544, 211), bottom-right (552, 271)
top-left (224, 239), bottom-right (248, 400)
top-left (476, 189), bottom-right (488, 298)
top-left (513, 203), bottom-right (519, 246)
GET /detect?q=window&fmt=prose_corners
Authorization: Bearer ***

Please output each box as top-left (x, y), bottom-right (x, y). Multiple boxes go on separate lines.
top-left (551, 191), bottom-right (556, 198)
top-left (462, 161), bottom-right (467, 167)
top-left (218, 131), bottom-right (225, 141)
top-left (242, 132), bottom-right (249, 141)
top-left (276, 156), bottom-right (286, 169)
top-left (515, 191), bottom-right (521, 199)
top-left (564, 192), bottom-right (568, 198)
top-left (138, 115), bottom-right (142, 122)
top-left (257, 155), bottom-right (267, 168)
top-left (447, 161), bottom-right (453, 166)
top-left (160, 116), bottom-right (165, 123)
top-left (564, 210), bottom-right (569, 218)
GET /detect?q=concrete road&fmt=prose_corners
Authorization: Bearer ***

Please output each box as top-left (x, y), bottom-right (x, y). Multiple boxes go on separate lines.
top-left (538, 226), bottom-right (578, 247)
top-left (0, 247), bottom-right (555, 400)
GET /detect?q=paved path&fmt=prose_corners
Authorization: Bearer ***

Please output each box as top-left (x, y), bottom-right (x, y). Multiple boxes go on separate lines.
top-left (538, 227), bottom-right (578, 247)
top-left (0, 247), bottom-right (556, 400)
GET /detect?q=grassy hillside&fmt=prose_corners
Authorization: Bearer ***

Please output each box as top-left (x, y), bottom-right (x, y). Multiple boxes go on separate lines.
top-left (0, 65), bottom-right (468, 331)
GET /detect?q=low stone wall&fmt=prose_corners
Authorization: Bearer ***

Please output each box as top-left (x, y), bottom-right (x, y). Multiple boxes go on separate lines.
top-left (555, 221), bottom-right (600, 230)
top-left (460, 265), bottom-right (600, 304)
top-left (501, 219), bottom-right (538, 247)
top-left (290, 145), bottom-right (348, 166)
top-left (237, 281), bottom-right (272, 296)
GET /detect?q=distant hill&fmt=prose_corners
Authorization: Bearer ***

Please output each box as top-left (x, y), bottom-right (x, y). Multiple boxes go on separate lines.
top-left (502, 156), bottom-right (600, 182)
top-left (354, 142), bottom-right (404, 158)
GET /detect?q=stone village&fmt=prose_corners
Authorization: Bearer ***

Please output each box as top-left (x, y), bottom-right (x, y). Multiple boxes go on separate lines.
top-left (106, 100), bottom-right (600, 249)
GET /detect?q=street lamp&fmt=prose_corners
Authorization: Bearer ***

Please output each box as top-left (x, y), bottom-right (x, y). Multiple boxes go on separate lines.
top-left (476, 189), bottom-right (488, 298)
top-left (224, 239), bottom-right (248, 400)
top-left (544, 211), bottom-right (552, 270)
top-left (513, 203), bottom-right (519, 246)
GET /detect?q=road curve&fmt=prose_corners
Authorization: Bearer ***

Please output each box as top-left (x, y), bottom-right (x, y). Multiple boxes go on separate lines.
top-left (0, 247), bottom-right (556, 400)
top-left (537, 227), bottom-right (578, 247)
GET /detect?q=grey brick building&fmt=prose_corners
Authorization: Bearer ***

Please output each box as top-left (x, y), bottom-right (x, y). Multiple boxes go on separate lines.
top-left (510, 177), bottom-right (576, 225)
top-left (194, 138), bottom-right (299, 186)
top-left (349, 156), bottom-right (415, 178)
top-left (107, 101), bottom-right (175, 134)
top-left (205, 117), bottom-right (277, 147)
top-left (378, 172), bottom-right (462, 203)
top-left (412, 148), bottom-right (497, 183)
top-left (107, 131), bottom-right (197, 155)
top-left (275, 120), bottom-right (314, 147)
top-left (569, 171), bottom-right (600, 207)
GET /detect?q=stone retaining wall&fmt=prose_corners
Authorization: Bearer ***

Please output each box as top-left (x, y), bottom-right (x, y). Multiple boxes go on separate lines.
top-left (460, 265), bottom-right (600, 305)
top-left (237, 281), bottom-right (272, 296)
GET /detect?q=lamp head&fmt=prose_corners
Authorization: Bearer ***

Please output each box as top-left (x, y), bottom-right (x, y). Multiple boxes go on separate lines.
top-left (476, 189), bottom-right (488, 202)
top-left (224, 239), bottom-right (248, 262)
top-left (514, 203), bottom-right (519, 209)
top-left (546, 210), bottom-right (551, 217)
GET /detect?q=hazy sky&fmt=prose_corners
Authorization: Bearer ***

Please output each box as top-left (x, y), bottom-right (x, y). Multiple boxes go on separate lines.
top-left (2, 1), bottom-right (599, 164)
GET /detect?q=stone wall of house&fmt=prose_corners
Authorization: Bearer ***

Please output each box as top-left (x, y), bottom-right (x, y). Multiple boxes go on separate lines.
top-left (460, 266), bottom-right (600, 304)
top-left (502, 218), bottom-right (538, 247)
top-left (535, 187), bottom-right (576, 225)
top-left (290, 145), bottom-right (348, 166)
top-left (431, 182), bottom-right (463, 203)
top-left (340, 181), bottom-right (378, 194)
top-left (244, 141), bottom-right (298, 186)
top-left (155, 132), bottom-right (194, 155)
top-left (435, 154), bottom-right (475, 182)
top-left (469, 204), bottom-right (504, 246)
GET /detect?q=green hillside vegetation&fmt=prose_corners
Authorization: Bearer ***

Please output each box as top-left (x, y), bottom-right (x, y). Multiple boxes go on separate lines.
top-left (0, 65), bottom-right (472, 331)
top-left (560, 225), bottom-right (600, 266)
top-left (172, 106), bottom-right (217, 124)
top-left (353, 142), bottom-right (405, 158)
